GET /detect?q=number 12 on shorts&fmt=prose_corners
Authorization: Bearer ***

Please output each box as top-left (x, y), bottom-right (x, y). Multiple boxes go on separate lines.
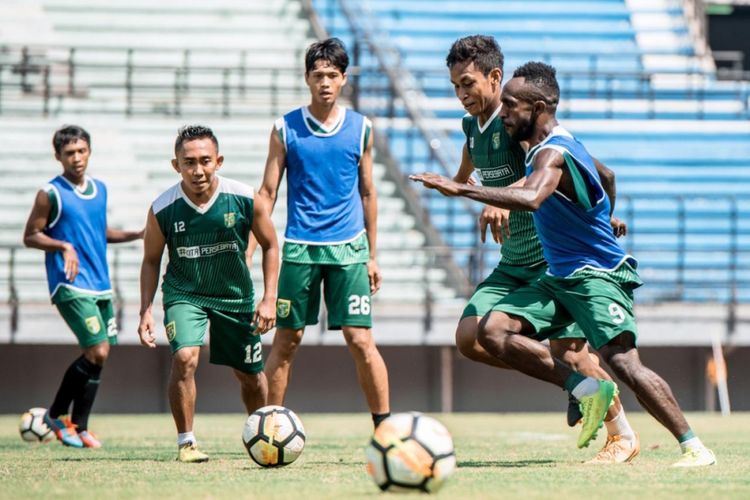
top-left (348, 295), bottom-right (370, 315)
top-left (244, 343), bottom-right (262, 364)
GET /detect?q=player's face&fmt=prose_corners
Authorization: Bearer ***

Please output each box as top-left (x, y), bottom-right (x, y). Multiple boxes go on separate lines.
top-left (305, 60), bottom-right (347, 106)
top-left (500, 78), bottom-right (537, 142)
top-left (172, 138), bottom-right (223, 196)
top-left (449, 61), bottom-right (501, 116)
top-left (55, 139), bottom-right (90, 182)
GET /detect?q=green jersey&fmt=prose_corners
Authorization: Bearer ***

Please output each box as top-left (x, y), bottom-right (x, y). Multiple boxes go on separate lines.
top-left (152, 176), bottom-right (255, 313)
top-left (462, 107), bottom-right (544, 266)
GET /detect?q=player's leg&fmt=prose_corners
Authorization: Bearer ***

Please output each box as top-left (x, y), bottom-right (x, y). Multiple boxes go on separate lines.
top-left (205, 307), bottom-right (269, 413)
top-left (598, 334), bottom-right (714, 467)
top-left (45, 296), bottom-right (112, 448)
top-left (265, 261), bottom-right (320, 405)
top-left (556, 273), bottom-right (714, 466)
top-left (455, 317), bottom-right (511, 368)
top-left (164, 302), bottom-right (208, 462)
top-left (478, 280), bottom-right (617, 449)
top-left (551, 336), bottom-right (639, 463)
top-left (71, 298), bottom-right (117, 448)
top-left (326, 263), bottom-right (390, 427)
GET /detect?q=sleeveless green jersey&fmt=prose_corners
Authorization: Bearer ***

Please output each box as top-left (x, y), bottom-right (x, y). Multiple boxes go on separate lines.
top-left (462, 107), bottom-right (544, 266)
top-left (152, 176), bottom-right (255, 313)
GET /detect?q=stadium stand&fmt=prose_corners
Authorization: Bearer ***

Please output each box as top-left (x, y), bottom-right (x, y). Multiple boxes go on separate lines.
top-left (0, 0), bottom-right (460, 344)
top-left (314, 0), bottom-right (750, 305)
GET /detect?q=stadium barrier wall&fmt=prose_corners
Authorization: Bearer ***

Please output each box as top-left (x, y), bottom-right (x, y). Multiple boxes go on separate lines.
top-left (1, 344), bottom-right (748, 414)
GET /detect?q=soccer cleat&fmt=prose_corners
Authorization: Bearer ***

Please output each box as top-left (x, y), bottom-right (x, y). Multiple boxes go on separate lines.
top-left (178, 442), bottom-right (209, 463)
top-left (585, 433), bottom-right (640, 464)
top-left (577, 380), bottom-right (617, 449)
top-left (78, 430), bottom-right (102, 449)
top-left (44, 413), bottom-right (84, 448)
top-left (672, 447), bottom-right (716, 468)
top-left (567, 394), bottom-right (583, 427)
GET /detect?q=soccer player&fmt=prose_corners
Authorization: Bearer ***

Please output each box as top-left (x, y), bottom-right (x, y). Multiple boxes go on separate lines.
top-left (137, 125), bottom-right (279, 463)
top-left (411, 62), bottom-right (716, 466)
top-left (252, 38), bottom-right (390, 428)
top-left (446, 36), bottom-right (637, 463)
top-left (23, 125), bottom-right (144, 448)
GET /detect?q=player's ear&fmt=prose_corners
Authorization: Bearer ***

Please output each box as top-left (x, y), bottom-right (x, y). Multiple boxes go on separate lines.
top-left (533, 100), bottom-right (547, 115)
top-left (341, 72), bottom-right (347, 87)
top-left (216, 155), bottom-right (224, 168)
top-left (490, 68), bottom-right (502, 88)
top-left (171, 158), bottom-right (180, 173)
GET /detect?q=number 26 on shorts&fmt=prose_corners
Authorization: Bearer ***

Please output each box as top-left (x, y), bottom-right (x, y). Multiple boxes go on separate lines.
top-left (348, 295), bottom-right (370, 315)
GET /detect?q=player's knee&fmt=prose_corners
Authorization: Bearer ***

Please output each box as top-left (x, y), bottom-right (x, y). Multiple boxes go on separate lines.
top-left (345, 328), bottom-right (375, 357)
top-left (84, 342), bottom-right (109, 366)
top-left (236, 371), bottom-right (264, 391)
top-left (455, 325), bottom-right (481, 360)
top-left (172, 348), bottom-right (199, 377)
top-left (274, 328), bottom-right (304, 357)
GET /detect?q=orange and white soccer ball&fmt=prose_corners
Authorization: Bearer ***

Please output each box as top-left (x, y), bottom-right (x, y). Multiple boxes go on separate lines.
top-left (242, 405), bottom-right (306, 467)
top-left (365, 412), bottom-right (456, 492)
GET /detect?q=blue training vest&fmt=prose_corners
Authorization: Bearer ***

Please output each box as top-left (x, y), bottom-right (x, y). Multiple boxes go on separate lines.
top-left (525, 126), bottom-right (637, 277)
top-left (44, 175), bottom-right (111, 298)
top-left (280, 106), bottom-right (367, 244)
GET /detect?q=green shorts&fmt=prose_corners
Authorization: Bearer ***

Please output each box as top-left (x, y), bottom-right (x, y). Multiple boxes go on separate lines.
top-left (276, 261), bottom-right (372, 330)
top-left (462, 262), bottom-right (584, 341)
top-left (163, 302), bottom-right (263, 374)
top-left (56, 296), bottom-right (118, 348)
top-left (492, 268), bottom-right (639, 350)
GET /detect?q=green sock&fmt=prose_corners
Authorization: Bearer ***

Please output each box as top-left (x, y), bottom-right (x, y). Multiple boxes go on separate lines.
top-left (678, 430), bottom-right (696, 443)
top-left (564, 372), bottom-right (587, 393)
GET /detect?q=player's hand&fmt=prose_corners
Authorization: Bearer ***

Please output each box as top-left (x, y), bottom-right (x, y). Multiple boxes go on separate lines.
top-left (62, 243), bottom-right (79, 281)
top-left (479, 205), bottom-right (511, 243)
top-left (610, 216), bottom-right (627, 238)
top-left (253, 296), bottom-right (276, 334)
top-left (137, 310), bottom-right (157, 348)
top-left (409, 173), bottom-right (461, 196)
top-left (368, 259), bottom-right (382, 295)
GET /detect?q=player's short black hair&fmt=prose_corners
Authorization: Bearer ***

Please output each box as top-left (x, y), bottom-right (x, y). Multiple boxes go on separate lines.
top-left (305, 37), bottom-right (349, 74)
top-left (446, 35), bottom-right (504, 76)
top-left (512, 61), bottom-right (560, 108)
top-left (52, 125), bottom-right (90, 155)
top-left (174, 125), bottom-right (219, 155)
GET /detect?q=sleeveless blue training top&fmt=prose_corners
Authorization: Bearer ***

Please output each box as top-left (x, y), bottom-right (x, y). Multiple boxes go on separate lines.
top-left (525, 126), bottom-right (637, 277)
top-left (276, 106), bottom-right (369, 244)
top-left (43, 175), bottom-right (111, 299)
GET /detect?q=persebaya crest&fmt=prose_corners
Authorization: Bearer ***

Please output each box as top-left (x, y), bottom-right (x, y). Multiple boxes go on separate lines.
top-left (224, 212), bottom-right (236, 228)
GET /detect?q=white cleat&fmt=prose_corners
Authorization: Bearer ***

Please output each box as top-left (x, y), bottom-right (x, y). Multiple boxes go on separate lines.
top-left (671, 447), bottom-right (716, 468)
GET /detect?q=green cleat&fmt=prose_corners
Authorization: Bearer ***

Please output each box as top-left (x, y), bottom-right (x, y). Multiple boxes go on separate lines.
top-left (577, 380), bottom-right (617, 449)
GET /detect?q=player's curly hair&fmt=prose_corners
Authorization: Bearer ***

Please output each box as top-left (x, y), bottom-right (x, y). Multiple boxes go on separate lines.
top-left (174, 124), bottom-right (219, 155)
top-left (512, 61), bottom-right (560, 108)
top-left (305, 38), bottom-right (349, 74)
top-left (52, 125), bottom-right (91, 154)
top-left (446, 35), bottom-right (504, 76)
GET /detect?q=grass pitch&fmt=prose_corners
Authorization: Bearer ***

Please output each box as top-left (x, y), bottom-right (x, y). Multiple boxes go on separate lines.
top-left (1, 412), bottom-right (749, 499)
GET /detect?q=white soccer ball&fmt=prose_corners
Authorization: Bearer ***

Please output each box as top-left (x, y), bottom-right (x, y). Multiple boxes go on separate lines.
top-left (366, 412), bottom-right (456, 493)
top-left (242, 405), bottom-right (306, 467)
top-left (19, 407), bottom-right (54, 443)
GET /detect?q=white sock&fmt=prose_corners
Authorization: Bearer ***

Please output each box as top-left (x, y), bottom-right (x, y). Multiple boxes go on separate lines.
top-left (177, 431), bottom-right (196, 447)
top-left (680, 436), bottom-right (704, 453)
top-left (571, 377), bottom-right (600, 400)
top-left (605, 409), bottom-right (635, 440)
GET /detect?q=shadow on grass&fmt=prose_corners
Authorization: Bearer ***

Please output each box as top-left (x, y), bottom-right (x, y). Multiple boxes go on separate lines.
top-left (458, 459), bottom-right (556, 468)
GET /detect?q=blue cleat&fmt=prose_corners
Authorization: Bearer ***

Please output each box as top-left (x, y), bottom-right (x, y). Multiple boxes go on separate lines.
top-left (44, 412), bottom-right (84, 448)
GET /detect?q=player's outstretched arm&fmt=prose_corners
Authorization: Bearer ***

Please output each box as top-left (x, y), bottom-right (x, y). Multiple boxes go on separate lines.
top-left (138, 208), bottom-right (165, 348)
top-left (23, 189), bottom-right (79, 281)
top-left (250, 195), bottom-right (279, 334)
top-left (359, 128), bottom-right (381, 294)
top-left (248, 127), bottom-right (286, 262)
top-left (453, 144), bottom-right (476, 184)
top-left (410, 150), bottom-right (562, 211)
top-left (106, 227), bottom-right (145, 244)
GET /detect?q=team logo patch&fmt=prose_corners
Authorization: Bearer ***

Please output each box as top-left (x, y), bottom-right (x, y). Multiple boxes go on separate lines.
top-left (276, 299), bottom-right (291, 319)
top-left (165, 321), bottom-right (177, 342)
top-left (492, 132), bottom-right (501, 150)
top-left (224, 212), bottom-right (236, 228)
top-left (85, 316), bottom-right (101, 334)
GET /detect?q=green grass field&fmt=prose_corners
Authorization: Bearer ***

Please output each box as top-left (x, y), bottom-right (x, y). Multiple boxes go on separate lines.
top-left (1, 412), bottom-right (749, 499)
